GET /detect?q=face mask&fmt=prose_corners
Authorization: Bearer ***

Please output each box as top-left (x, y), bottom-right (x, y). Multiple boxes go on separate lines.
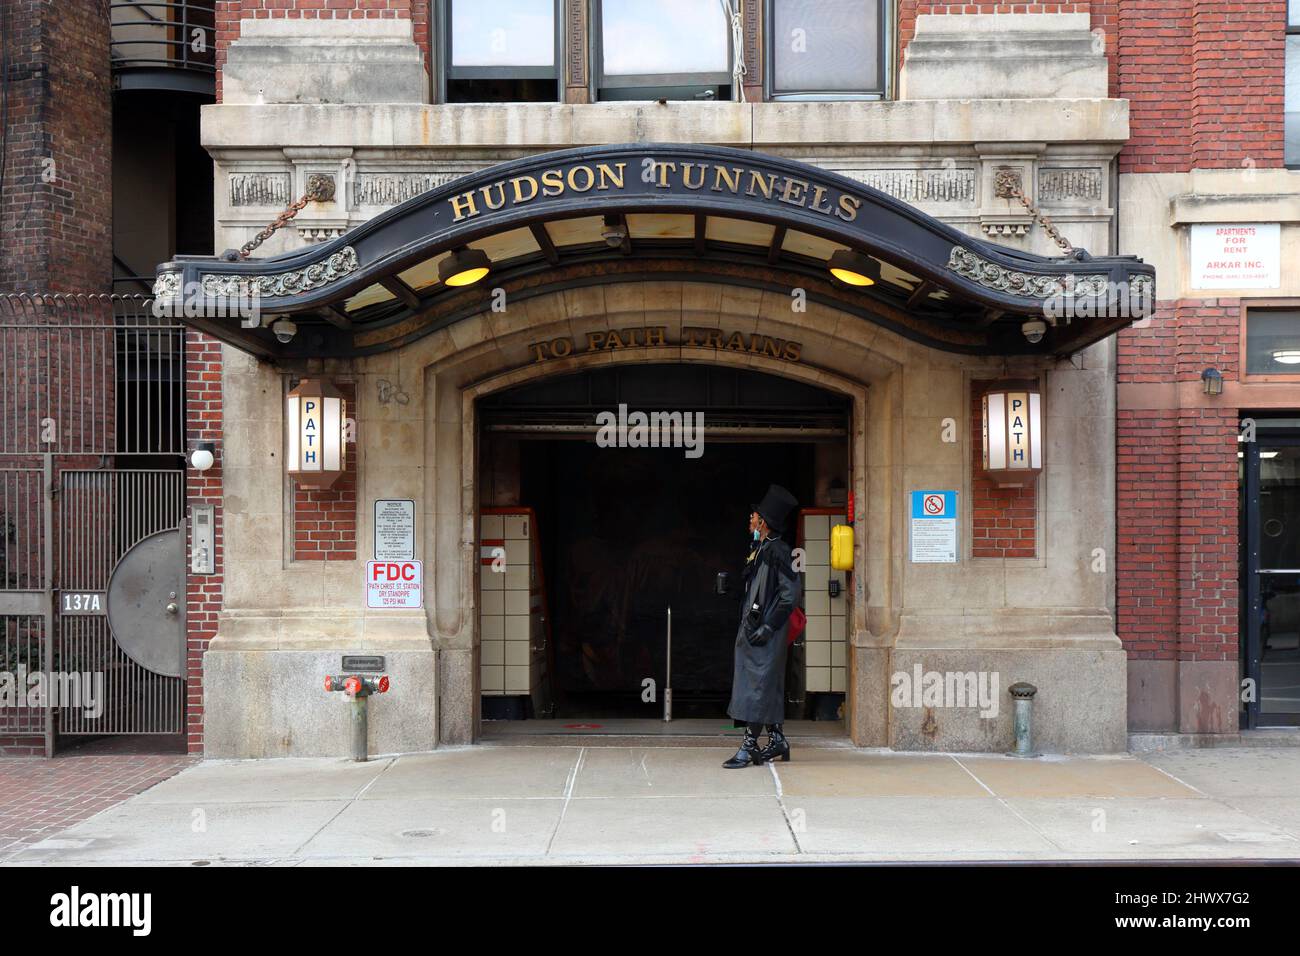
top-left (752, 528), bottom-right (761, 542)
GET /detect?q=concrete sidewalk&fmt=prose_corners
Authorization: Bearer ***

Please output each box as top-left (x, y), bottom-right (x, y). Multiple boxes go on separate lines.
top-left (5, 743), bottom-right (1300, 865)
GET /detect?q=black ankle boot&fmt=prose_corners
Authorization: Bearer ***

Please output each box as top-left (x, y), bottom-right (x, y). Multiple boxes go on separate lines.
top-left (722, 723), bottom-right (766, 768)
top-left (759, 723), bottom-right (790, 763)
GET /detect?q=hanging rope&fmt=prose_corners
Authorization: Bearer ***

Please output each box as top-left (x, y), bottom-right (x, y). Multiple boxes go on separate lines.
top-left (721, 0), bottom-right (747, 102)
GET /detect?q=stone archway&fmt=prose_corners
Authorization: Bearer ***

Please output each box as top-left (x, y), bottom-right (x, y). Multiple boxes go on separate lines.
top-left (390, 277), bottom-right (917, 747)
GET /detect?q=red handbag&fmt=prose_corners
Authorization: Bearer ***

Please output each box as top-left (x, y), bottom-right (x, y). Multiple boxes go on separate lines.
top-left (787, 606), bottom-right (807, 645)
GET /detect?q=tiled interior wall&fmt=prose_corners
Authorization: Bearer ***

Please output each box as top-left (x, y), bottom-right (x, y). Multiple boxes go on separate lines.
top-left (800, 512), bottom-right (849, 694)
top-left (479, 512), bottom-right (544, 698)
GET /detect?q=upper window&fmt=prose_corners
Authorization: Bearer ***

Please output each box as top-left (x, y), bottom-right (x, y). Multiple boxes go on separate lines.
top-left (1245, 308), bottom-right (1300, 378)
top-left (442, 0), bottom-right (561, 102)
top-left (1288, 1), bottom-right (1299, 166)
top-left (595, 0), bottom-right (734, 101)
top-left (767, 0), bottom-right (887, 100)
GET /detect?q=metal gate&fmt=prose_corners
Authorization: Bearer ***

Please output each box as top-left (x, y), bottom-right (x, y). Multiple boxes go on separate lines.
top-left (0, 294), bottom-right (187, 754)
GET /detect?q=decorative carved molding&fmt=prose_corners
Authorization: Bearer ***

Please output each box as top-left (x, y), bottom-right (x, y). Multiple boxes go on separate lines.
top-left (567, 0), bottom-right (587, 87)
top-left (981, 221), bottom-right (1031, 239)
top-left (297, 224), bottom-right (348, 243)
top-left (743, 0), bottom-right (761, 92)
top-left (1038, 167), bottom-right (1104, 203)
top-left (153, 272), bottom-right (182, 299)
top-left (201, 246), bottom-right (359, 298)
top-left (229, 172), bottom-right (292, 207)
top-left (353, 170), bottom-right (474, 207)
top-left (832, 167), bottom-right (976, 204)
top-left (947, 246), bottom-right (1110, 299)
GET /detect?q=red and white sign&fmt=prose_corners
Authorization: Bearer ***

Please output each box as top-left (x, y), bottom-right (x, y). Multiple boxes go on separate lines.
top-left (1189, 223), bottom-right (1280, 290)
top-left (923, 494), bottom-right (946, 516)
top-left (365, 560), bottom-right (423, 609)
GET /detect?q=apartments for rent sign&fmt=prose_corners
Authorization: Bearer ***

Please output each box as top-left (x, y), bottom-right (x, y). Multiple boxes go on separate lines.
top-left (1189, 223), bottom-right (1280, 290)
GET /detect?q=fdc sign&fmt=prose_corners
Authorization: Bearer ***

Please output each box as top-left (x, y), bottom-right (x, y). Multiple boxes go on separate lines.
top-left (365, 560), bottom-right (423, 609)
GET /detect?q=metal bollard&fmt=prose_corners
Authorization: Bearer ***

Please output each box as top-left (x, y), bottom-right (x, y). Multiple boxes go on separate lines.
top-left (1008, 681), bottom-right (1039, 758)
top-left (325, 674), bottom-right (390, 761)
top-left (663, 606), bottom-right (673, 722)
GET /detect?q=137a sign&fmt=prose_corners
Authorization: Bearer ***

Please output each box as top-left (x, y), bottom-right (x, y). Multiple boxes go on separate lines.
top-left (60, 591), bottom-right (106, 615)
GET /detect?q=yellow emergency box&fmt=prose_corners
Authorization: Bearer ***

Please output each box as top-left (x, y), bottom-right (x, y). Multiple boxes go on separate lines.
top-left (830, 524), bottom-right (854, 571)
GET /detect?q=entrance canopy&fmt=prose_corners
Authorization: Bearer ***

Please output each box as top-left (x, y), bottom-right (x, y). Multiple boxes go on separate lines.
top-left (154, 144), bottom-right (1154, 359)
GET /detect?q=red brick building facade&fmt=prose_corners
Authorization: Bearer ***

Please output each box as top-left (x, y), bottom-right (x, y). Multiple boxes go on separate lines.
top-left (4, 2), bottom-right (1299, 755)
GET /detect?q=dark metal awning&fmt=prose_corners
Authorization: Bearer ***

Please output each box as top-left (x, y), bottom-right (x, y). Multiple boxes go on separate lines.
top-left (154, 143), bottom-right (1154, 360)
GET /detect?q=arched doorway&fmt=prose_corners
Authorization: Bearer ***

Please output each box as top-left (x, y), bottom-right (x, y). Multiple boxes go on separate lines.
top-left (475, 362), bottom-right (852, 736)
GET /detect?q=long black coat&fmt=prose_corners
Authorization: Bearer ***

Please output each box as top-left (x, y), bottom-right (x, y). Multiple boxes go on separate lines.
top-left (727, 534), bottom-right (801, 726)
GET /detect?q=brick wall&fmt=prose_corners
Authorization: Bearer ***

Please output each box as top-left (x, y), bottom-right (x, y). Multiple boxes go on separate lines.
top-left (1116, 302), bottom-right (1242, 668)
top-left (1176, 405), bottom-right (1239, 663)
top-left (970, 380), bottom-right (1038, 559)
top-left (292, 382), bottom-right (357, 561)
top-left (1116, 406), bottom-right (1178, 659)
top-left (185, 332), bottom-right (224, 755)
top-left (0, 0), bottom-right (112, 292)
top-left (214, 0), bottom-right (430, 102)
top-left (1117, 0), bottom-right (1287, 173)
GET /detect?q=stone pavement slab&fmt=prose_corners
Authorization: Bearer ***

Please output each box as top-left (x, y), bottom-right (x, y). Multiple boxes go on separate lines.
top-left (783, 795), bottom-right (1059, 857)
top-left (549, 794), bottom-right (796, 860)
top-left (1002, 797), bottom-right (1300, 860)
top-left (10, 799), bottom-right (349, 864)
top-left (954, 754), bottom-right (1197, 799)
top-left (295, 797), bottom-right (565, 862)
top-left (129, 756), bottom-right (390, 805)
top-left (3, 744), bottom-right (1300, 865)
top-left (570, 747), bottom-right (778, 797)
top-left (361, 747), bottom-right (578, 800)
top-left (776, 750), bottom-right (987, 797)
top-left (1140, 749), bottom-right (1300, 798)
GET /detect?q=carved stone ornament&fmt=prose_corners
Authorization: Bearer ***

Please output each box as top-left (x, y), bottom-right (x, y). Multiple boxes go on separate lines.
top-left (947, 246), bottom-right (1110, 299)
top-left (153, 272), bottom-right (182, 299)
top-left (200, 246), bottom-right (359, 298)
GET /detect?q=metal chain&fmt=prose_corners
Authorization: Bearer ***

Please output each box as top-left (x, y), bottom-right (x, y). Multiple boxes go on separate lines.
top-left (237, 173), bottom-right (336, 259)
top-left (994, 170), bottom-right (1074, 256)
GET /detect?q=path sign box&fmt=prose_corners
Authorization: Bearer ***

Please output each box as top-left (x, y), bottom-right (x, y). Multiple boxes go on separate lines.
top-left (365, 560), bottom-right (423, 609)
top-left (373, 498), bottom-right (415, 560)
top-left (909, 490), bottom-right (958, 564)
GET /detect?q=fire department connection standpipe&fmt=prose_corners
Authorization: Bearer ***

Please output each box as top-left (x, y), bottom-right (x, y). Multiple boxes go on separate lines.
top-left (325, 674), bottom-right (390, 761)
top-left (1008, 682), bottom-right (1039, 758)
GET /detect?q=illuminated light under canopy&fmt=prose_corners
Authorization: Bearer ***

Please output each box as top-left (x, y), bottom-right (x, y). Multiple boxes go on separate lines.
top-left (827, 249), bottom-right (880, 287)
top-left (286, 378), bottom-right (347, 489)
top-left (438, 246), bottom-right (491, 287)
top-left (982, 382), bottom-right (1043, 488)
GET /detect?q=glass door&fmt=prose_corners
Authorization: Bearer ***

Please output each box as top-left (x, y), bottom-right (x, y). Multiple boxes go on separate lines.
top-left (1244, 433), bottom-right (1300, 727)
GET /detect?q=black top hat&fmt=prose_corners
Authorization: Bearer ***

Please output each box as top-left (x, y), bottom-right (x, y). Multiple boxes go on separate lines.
top-left (753, 484), bottom-right (799, 534)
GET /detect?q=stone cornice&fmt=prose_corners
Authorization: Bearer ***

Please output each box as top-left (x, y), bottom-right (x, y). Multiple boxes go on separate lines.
top-left (200, 99), bottom-right (1131, 152)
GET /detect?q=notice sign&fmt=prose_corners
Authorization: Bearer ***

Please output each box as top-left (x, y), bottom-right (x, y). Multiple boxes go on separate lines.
top-left (1189, 223), bottom-right (1280, 290)
top-left (373, 499), bottom-right (415, 560)
top-left (910, 491), bottom-right (958, 564)
top-left (365, 560), bottom-right (423, 609)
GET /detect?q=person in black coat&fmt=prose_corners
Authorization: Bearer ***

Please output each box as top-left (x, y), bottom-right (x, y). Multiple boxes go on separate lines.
top-left (723, 484), bottom-right (801, 769)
